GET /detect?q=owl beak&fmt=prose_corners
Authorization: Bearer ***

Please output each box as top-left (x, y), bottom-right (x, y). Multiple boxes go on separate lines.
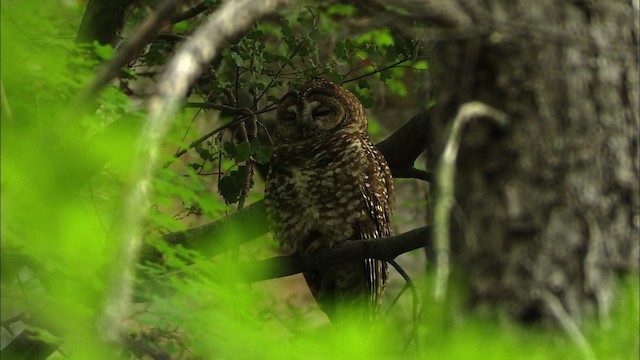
top-left (300, 114), bottom-right (316, 136)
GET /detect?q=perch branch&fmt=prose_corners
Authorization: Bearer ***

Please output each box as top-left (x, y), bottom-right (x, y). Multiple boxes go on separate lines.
top-left (98, 0), bottom-right (295, 344)
top-left (433, 102), bottom-right (508, 301)
top-left (217, 226), bottom-right (429, 283)
top-left (377, 110), bottom-right (433, 176)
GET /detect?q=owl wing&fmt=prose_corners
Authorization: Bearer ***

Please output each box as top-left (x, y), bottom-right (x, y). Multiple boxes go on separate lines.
top-left (356, 141), bottom-right (395, 318)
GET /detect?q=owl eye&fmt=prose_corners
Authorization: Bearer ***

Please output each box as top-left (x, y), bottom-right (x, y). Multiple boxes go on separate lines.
top-left (312, 107), bottom-right (333, 118)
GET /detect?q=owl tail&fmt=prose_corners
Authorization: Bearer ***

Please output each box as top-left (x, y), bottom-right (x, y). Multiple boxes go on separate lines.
top-left (303, 258), bottom-right (387, 324)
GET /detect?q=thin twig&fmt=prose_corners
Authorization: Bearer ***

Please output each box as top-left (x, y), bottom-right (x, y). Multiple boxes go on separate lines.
top-left (166, 110), bottom-right (254, 166)
top-left (389, 260), bottom-right (421, 355)
top-left (341, 57), bottom-right (412, 84)
top-left (253, 39), bottom-right (307, 107)
top-left (386, 285), bottom-right (410, 316)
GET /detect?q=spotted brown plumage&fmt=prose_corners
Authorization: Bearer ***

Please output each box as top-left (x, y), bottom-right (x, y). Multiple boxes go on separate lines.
top-left (265, 78), bottom-right (395, 323)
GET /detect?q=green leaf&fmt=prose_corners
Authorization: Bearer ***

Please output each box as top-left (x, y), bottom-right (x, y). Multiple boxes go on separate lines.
top-left (324, 69), bottom-right (342, 83)
top-left (358, 79), bottom-right (370, 90)
top-left (385, 45), bottom-right (398, 62)
top-left (92, 41), bottom-right (114, 61)
top-left (394, 36), bottom-right (407, 54)
top-left (218, 175), bottom-right (241, 203)
top-left (280, 18), bottom-right (292, 38)
top-left (368, 118), bottom-right (381, 136)
top-left (235, 141), bottom-right (251, 162)
top-left (334, 42), bottom-right (346, 59)
top-left (231, 165), bottom-right (248, 183)
top-left (223, 141), bottom-right (237, 157)
top-left (173, 20), bottom-right (190, 33)
top-left (385, 76), bottom-right (408, 96)
top-left (345, 38), bottom-right (355, 53)
top-left (145, 43), bottom-right (167, 66)
top-left (251, 138), bottom-right (273, 164)
top-left (195, 144), bottom-right (213, 161)
top-left (327, 4), bottom-right (357, 16)
top-left (413, 60), bottom-right (429, 70)
top-left (359, 94), bottom-right (375, 108)
top-left (354, 29), bottom-right (394, 47)
top-left (230, 51), bottom-right (244, 66)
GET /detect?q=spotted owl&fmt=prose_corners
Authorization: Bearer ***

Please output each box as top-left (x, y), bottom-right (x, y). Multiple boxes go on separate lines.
top-left (265, 78), bottom-right (395, 323)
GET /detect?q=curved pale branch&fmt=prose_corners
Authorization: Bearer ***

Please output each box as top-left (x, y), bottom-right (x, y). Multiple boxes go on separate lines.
top-left (432, 102), bottom-right (508, 301)
top-left (99, 0), bottom-right (296, 344)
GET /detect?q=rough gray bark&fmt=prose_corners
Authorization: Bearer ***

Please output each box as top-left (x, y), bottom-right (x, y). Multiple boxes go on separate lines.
top-left (428, 0), bottom-right (639, 322)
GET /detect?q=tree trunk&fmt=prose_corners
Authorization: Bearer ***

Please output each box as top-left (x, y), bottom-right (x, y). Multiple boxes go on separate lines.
top-left (429, 0), bottom-right (638, 322)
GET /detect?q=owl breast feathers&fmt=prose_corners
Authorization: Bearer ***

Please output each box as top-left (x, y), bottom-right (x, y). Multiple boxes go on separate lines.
top-left (265, 78), bottom-right (395, 322)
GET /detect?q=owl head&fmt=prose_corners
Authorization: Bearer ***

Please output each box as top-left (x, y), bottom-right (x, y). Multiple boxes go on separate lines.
top-left (274, 78), bottom-right (367, 143)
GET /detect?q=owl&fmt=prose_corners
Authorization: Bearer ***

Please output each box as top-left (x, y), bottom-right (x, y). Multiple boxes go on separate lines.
top-left (265, 78), bottom-right (395, 323)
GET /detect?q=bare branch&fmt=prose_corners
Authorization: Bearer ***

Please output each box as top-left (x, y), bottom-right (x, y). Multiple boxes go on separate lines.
top-left (80, 0), bottom-right (185, 102)
top-left (433, 102), bottom-right (508, 301)
top-left (98, 0), bottom-right (295, 344)
top-left (388, 260), bottom-right (421, 354)
top-left (171, 1), bottom-right (210, 23)
top-left (377, 110), bottom-right (433, 176)
top-left (216, 226), bottom-right (429, 283)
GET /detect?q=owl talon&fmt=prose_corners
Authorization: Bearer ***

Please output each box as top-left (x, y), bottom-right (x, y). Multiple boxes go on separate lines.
top-left (303, 241), bottom-right (324, 255)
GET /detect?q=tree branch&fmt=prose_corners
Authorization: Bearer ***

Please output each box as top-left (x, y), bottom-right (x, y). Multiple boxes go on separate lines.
top-left (80, 0), bottom-right (186, 103)
top-left (98, 0), bottom-right (295, 344)
top-left (171, 1), bottom-right (210, 23)
top-left (377, 110), bottom-right (433, 176)
top-left (218, 226), bottom-right (429, 283)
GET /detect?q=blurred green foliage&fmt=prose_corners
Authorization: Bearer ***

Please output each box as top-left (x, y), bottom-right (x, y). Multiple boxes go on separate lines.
top-left (1, 1), bottom-right (637, 359)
